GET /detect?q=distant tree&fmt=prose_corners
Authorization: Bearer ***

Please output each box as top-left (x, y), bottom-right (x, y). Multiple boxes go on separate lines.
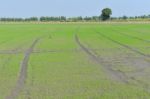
top-left (101, 8), bottom-right (112, 21)
top-left (135, 16), bottom-right (138, 19)
top-left (92, 16), bottom-right (100, 21)
top-left (25, 17), bottom-right (38, 21)
top-left (84, 16), bottom-right (92, 21)
top-left (129, 17), bottom-right (134, 19)
top-left (122, 16), bottom-right (128, 20)
top-left (60, 16), bottom-right (66, 21)
top-left (141, 15), bottom-right (147, 19)
top-left (40, 16), bottom-right (45, 21)
top-left (77, 16), bottom-right (83, 21)
top-left (110, 17), bottom-right (117, 20)
top-left (30, 17), bottom-right (38, 21)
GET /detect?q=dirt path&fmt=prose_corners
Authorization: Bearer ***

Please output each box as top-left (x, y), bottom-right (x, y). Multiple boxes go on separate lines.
top-left (5, 38), bottom-right (40, 99)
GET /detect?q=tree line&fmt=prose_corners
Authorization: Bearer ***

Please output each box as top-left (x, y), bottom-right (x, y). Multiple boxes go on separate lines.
top-left (111, 15), bottom-right (150, 20)
top-left (0, 8), bottom-right (150, 22)
top-left (0, 16), bottom-right (150, 22)
top-left (0, 16), bottom-right (101, 22)
top-left (1, 15), bottom-right (149, 22)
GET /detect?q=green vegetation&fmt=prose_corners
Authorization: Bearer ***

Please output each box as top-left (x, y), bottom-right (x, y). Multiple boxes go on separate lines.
top-left (0, 23), bottom-right (150, 99)
top-left (101, 8), bottom-right (112, 20)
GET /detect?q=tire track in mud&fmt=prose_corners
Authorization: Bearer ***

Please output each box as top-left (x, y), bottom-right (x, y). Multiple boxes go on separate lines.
top-left (96, 32), bottom-right (150, 59)
top-left (0, 48), bottom-right (116, 54)
top-left (94, 31), bottom-right (150, 93)
top-left (5, 38), bottom-right (40, 99)
top-left (75, 34), bottom-right (150, 94)
top-left (0, 40), bottom-right (8, 45)
top-left (0, 51), bottom-right (23, 54)
top-left (112, 29), bottom-right (150, 43)
top-left (96, 31), bottom-right (150, 76)
top-left (94, 29), bottom-right (150, 71)
top-left (75, 34), bottom-right (129, 83)
top-left (0, 43), bottom-right (28, 71)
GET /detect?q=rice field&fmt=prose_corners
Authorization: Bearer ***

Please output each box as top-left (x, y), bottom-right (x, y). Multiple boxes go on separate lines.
top-left (0, 23), bottom-right (150, 99)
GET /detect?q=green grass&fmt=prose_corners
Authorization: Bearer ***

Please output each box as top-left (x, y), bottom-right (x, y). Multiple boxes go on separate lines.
top-left (0, 23), bottom-right (149, 99)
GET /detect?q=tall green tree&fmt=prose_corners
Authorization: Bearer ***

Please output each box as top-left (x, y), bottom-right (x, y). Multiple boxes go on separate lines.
top-left (101, 8), bottom-right (112, 21)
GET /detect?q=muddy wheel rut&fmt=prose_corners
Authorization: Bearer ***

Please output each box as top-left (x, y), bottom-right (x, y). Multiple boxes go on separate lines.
top-left (75, 34), bottom-right (129, 83)
top-left (5, 38), bottom-right (40, 99)
top-left (75, 34), bottom-right (150, 93)
top-left (95, 31), bottom-right (150, 73)
top-left (111, 29), bottom-right (150, 43)
top-left (96, 32), bottom-right (150, 94)
top-left (96, 32), bottom-right (150, 59)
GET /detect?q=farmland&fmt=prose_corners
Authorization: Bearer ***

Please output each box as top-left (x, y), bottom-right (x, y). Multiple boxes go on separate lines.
top-left (0, 23), bottom-right (150, 99)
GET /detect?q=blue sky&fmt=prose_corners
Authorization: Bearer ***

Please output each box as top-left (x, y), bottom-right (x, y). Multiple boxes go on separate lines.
top-left (0, 0), bottom-right (149, 17)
